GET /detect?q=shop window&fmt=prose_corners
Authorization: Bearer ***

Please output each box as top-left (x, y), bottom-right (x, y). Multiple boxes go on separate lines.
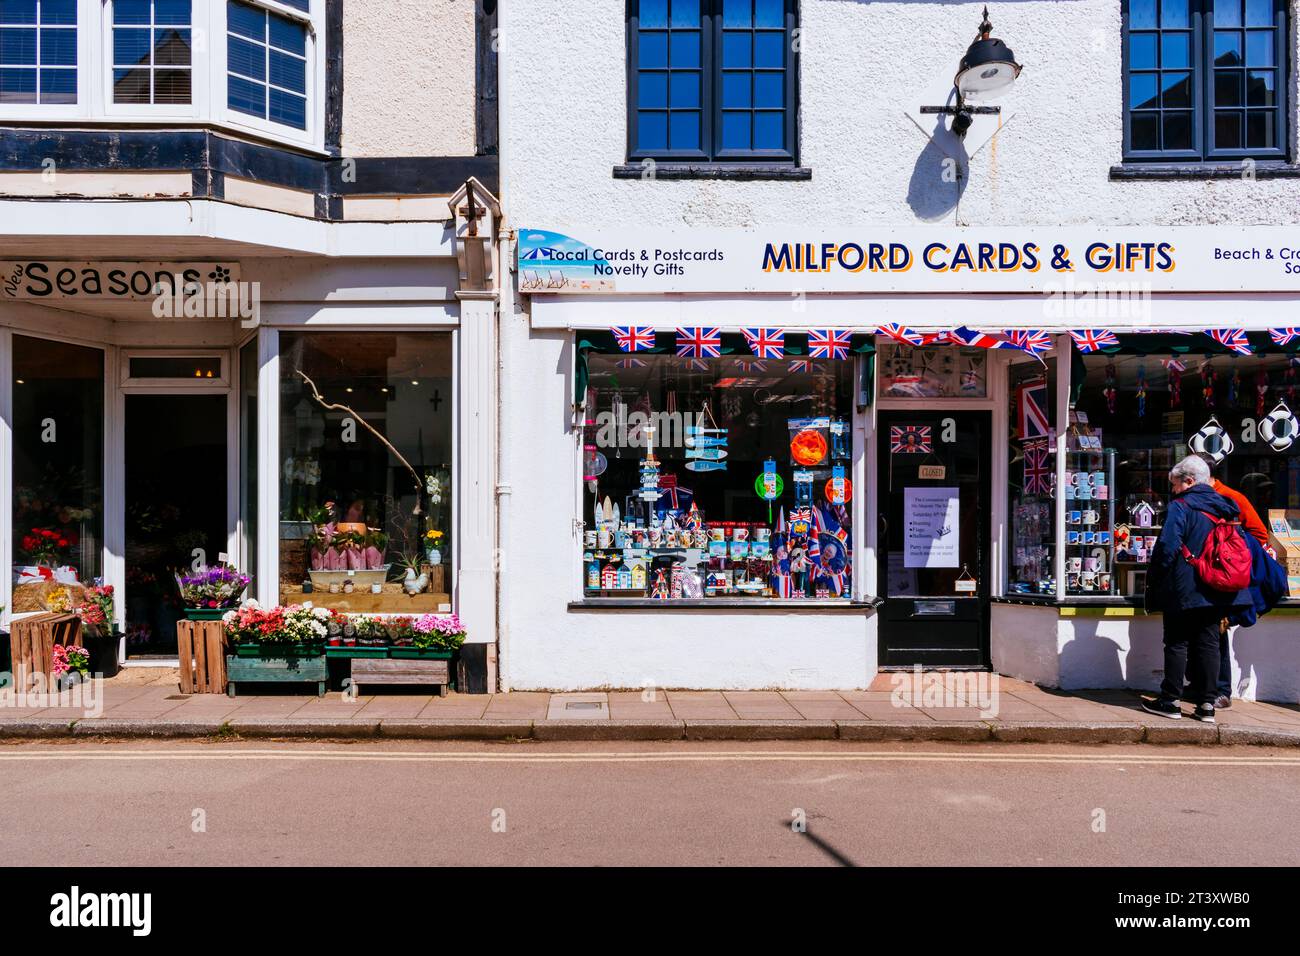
top-left (1122, 0), bottom-right (1288, 161)
top-left (10, 335), bottom-right (104, 613)
top-left (1072, 336), bottom-right (1300, 598)
top-left (278, 332), bottom-right (453, 613)
top-left (0, 0), bottom-right (77, 105)
top-left (627, 0), bottom-right (798, 163)
top-left (1007, 358), bottom-right (1058, 596)
top-left (581, 352), bottom-right (854, 601)
top-left (112, 0), bottom-right (191, 105)
top-left (877, 343), bottom-right (989, 398)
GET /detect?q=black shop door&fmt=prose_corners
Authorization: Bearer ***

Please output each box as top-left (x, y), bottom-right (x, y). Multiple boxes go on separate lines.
top-left (877, 410), bottom-right (991, 667)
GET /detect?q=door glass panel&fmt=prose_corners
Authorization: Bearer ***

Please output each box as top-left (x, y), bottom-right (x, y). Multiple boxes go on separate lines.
top-left (238, 339), bottom-right (258, 591)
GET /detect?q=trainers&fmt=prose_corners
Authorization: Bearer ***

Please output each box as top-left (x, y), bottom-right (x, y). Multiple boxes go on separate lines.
top-left (1142, 697), bottom-right (1182, 719)
top-left (1193, 704), bottom-right (1216, 723)
top-left (1214, 695), bottom-right (1232, 709)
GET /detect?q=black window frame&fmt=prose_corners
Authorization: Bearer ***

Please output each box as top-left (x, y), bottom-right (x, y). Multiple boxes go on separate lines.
top-left (1122, 0), bottom-right (1289, 163)
top-left (626, 0), bottom-right (800, 165)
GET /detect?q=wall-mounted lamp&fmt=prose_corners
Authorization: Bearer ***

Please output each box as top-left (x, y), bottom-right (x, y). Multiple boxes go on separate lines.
top-left (922, 6), bottom-right (1023, 139)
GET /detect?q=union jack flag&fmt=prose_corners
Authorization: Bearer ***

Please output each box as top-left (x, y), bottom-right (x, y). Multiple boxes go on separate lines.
top-left (615, 357), bottom-right (647, 369)
top-left (1004, 329), bottom-right (1055, 357)
top-left (742, 327), bottom-right (786, 359)
top-left (1270, 328), bottom-right (1300, 346)
top-left (1068, 329), bottom-right (1120, 353)
top-left (679, 357), bottom-right (709, 372)
top-left (675, 327), bottom-right (722, 358)
top-left (732, 358), bottom-right (767, 373)
top-left (890, 425), bottom-right (932, 454)
top-left (1208, 329), bottom-right (1252, 355)
top-left (788, 359), bottom-right (826, 374)
top-left (942, 326), bottom-right (1012, 350)
top-left (808, 329), bottom-right (852, 360)
top-left (876, 324), bottom-right (927, 346)
top-left (1023, 441), bottom-right (1052, 496)
top-left (612, 326), bottom-right (655, 352)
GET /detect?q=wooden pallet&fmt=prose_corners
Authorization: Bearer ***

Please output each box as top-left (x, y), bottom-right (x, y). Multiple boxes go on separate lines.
top-left (350, 657), bottom-right (451, 696)
top-left (9, 613), bottom-right (82, 689)
top-left (176, 620), bottom-right (229, 694)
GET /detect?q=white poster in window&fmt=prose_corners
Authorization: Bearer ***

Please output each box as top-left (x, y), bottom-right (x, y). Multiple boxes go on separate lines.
top-left (904, 486), bottom-right (960, 569)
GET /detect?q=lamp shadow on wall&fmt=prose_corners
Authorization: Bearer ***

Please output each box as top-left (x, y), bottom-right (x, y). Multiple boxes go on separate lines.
top-left (905, 110), bottom-right (967, 222)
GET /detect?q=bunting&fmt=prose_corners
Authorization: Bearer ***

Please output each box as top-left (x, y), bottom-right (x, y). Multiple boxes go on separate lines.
top-left (1068, 329), bottom-right (1120, 353)
top-left (612, 326), bottom-right (656, 352)
top-left (1207, 329), bottom-right (1252, 355)
top-left (674, 327), bottom-right (722, 358)
top-left (742, 327), bottom-right (786, 359)
top-left (808, 329), bottom-right (853, 360)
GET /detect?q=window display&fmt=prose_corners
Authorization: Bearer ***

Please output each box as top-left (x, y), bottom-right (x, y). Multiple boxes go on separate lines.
top-left (580, 352), bottom-right (855, 601)
top-left (1074, 337), bottom-right (1300, 597)
top-left (278, 333), bottom-right (453, 612)
top-left (10, 335), bottom-right (104, 613)
top-left (878, 343), bottom-right (988, 398)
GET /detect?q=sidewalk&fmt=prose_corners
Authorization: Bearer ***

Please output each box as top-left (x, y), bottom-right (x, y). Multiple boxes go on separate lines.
top-left (3, 670), bottom-right (1300, 744)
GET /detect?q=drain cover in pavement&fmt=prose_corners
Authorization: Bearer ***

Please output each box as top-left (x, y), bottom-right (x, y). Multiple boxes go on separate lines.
top-left (566, 701), bottom-right (604, 710)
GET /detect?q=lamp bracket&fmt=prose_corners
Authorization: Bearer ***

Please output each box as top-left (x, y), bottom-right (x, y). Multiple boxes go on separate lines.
top-left (920, 105), bottom-right (1002, 115)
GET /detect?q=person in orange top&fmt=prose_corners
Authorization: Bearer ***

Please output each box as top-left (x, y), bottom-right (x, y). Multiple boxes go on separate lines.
top-left (1195, 455), bottom-right (1271, 710)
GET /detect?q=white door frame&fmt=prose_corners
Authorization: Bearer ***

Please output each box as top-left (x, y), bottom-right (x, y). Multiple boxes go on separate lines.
top-left (116, 348), bottom-right (237, 665)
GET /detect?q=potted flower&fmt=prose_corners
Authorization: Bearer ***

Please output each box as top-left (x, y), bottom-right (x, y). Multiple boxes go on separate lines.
top-left (424, 528), bottom-right (445, 565)
top-left (391, 613), bottom-right (467, 659)
top-left (176, 564), bottom-right (251, 619)
top-left (50, 642), bottom-right (91, 690)
top-left (73, 583), bottom-right (119, 679)
top-left (222, 601), bottom-right (329, 657)
top-left (22, 527), bottom-right (70, 568)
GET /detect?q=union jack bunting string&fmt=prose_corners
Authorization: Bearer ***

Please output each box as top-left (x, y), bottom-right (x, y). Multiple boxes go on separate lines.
top-left (808, 329), bottom-right (853, 360)
top-left (1068, 329), bottom-right (1120, 353)
top-left (612, 326), bottom-right (655, 352)
top-left (1269, 328), bottom-right (1300, 346)
top-left (674, 327), bottom-right (723, 358)
top-left (939, 326), bottom-right (1014, 350)
top-left (1207, 329), bottom-right (1252, 355)
top-left (742, 327), bottom-right (786, 359)
top-left (615, 357), bottom-right (647, 369)
top-left (1004, 329), bottom-right (1054, 357)
top-left (876, 323), bottom-right (927, 346)
top-left (732, 358), bottom-right (767, 373)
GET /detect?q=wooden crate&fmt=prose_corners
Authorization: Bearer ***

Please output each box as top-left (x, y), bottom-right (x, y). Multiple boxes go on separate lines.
top-left (350, 657), bottom-right (451, 697)
top-left (176, 620), bottom-right (229, 694)
top-left (9, 613), bottom-right (82, 689)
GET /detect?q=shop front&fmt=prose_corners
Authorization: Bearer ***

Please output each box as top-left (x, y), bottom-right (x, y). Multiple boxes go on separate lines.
top-left (2, 186), bottom-right (501, 679)
top-left (503, 226), bottom-right (1300, 699)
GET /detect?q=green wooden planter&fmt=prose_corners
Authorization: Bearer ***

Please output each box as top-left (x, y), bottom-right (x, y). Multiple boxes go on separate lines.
top-left (184, 607), bottom-right (233, 621)
top-left (235, 642), bottom-right (325, 658)
top-left (388, 647), bottom-right (454, 660)
top-left (226, 653), bottom-right (328, 697)
top-left (325, 645), bottom-right (389, 658)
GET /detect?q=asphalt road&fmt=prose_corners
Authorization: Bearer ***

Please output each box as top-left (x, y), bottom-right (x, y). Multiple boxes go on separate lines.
top-left (0, 740), bottom-right (1297, 866)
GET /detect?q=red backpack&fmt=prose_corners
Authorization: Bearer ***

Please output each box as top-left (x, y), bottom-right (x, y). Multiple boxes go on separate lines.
top-left (1180, 510), bottom-right (1253, 593)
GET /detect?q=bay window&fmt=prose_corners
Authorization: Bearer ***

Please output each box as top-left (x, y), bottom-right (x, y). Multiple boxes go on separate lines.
top-left (0, 0), bottom-right (323, 149)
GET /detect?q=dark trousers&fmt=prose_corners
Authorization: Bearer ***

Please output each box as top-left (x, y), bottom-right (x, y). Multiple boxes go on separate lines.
top-left (1161, 608), bottom-right (1222, 706)
top-left (1218, 625), bottom-right (1232, 698)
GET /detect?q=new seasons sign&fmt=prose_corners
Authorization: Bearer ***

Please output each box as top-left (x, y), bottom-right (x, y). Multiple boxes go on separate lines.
top-left (0, 261), bottom-right (240, 301)
top-left (517, 227), bottom-right (1300, 294)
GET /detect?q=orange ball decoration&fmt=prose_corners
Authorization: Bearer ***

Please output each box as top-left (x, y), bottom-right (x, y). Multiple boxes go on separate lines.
top-left (825, 477), bottom-right (853, 504)
top-left (790, 429), bottom-right (828, 466)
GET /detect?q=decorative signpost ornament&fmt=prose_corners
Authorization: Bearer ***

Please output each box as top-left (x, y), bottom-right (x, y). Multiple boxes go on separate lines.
top-left (1260, 401), bottom-right (1298, 452)
top-left (1189, 415), bottom-right (1234, 464)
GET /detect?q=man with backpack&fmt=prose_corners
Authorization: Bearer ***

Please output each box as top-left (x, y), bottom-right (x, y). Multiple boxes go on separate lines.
top-left (1143, 455), bottom-right (1253, 723)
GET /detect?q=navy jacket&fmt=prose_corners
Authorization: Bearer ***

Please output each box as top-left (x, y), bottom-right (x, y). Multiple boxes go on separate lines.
top-left (1145, 484), bottom-right (1254, 613)
top-left (1227, 531), bottom-right (1291, 627)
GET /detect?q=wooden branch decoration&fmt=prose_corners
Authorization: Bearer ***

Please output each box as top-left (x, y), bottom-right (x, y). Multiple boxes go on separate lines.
top-left (297, 370), bottom-right (424, 515)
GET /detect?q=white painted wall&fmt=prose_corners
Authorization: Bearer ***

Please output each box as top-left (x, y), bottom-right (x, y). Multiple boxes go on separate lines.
top-left (343, 0), bottom-right (478, 158)
top-left (993, 605), bottom-right (1300, 703)
top-left (500, 0), bottom-right (1300, 229)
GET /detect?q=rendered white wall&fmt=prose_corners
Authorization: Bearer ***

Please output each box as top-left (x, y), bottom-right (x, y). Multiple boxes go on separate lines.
top-left (499, 315), bottom-right (877, 690)
top-left (500, 0), bottom-right (1300, 229)
top-left (343, 0), bottom-right (477, 158)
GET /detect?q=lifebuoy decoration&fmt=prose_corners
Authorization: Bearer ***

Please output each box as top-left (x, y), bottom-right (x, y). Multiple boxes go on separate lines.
top-left (1261, 401), bottom-right (1298, 452)
top-left (1188, 415), bottom-right (1234, 464)
top-left (790, 429), bottom-right (828, 466)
